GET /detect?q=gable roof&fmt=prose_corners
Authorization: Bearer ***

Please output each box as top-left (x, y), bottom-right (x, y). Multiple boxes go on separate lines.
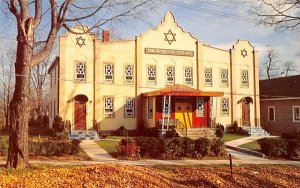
top-left (260, 75), bottom-right (300, 98)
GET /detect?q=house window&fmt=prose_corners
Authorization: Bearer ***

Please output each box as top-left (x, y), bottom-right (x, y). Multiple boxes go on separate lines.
top-left (147, 65), bottom-right (156, 84)
top-left (104, 64), bottom-right (114, 83)
top-left (75, 62), bottom-right (85, 81)
top-left (148, 97), bottom-right (153, 118)
top-left (241, 70), bottom-right (249, 87)
top-left (124, 64), bottom-right (134, 84)
top-left (184, 67), bottom-right (193, 85)
top-left (205, 68), bottom-right (212, 86)
top-left (293, 106), bottom-right (300, 122)
top-left (104, 97), bottom-right (114, 117)
top-left (220, 69), bottom-right (228, 87)
top-left (196, 97), bottom-right (204, 117)
top-left (166, 66), bottom-right (175, 85)
top-left (221, 98), bottom-right (229, 116)
top-left (162, 96), bottom-right (171, 116)
top-left (125, 98), bottom-right (135, 118)
top-left (268, 107), bottom-right (275, 121)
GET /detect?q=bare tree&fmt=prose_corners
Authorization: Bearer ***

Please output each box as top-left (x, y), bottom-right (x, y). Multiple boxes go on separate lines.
top-left (281, 60), bottom-right (296, 76)
top-left (3, 0), bottom-right (163, 169)
top-left (260, 47), bottom-right (279, 79)
top-left (251, 0), bottom-right (300, 30)
top-left (0, 47), bottom-right (15, 130)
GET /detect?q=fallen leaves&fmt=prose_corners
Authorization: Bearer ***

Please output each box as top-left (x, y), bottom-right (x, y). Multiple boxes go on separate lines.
top-left (0, 164), bottom-right (299, 188)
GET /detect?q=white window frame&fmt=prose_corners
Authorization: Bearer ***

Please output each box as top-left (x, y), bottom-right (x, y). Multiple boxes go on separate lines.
top-left (75, 61), bottom-right (86, 81)
top-left (104, 96), bottom-right (114, 118)
top-left (148, 97), bottom-right (153, 118)
top-left (124, 97), bottom-right (135, 118)
top-left (147, 65), bottom-right (156, 84)
top-left (221, 98), bottom-right (229, 116)
top-left (268, 106), bottom-right (275, 122)
top-left (220, 69), bottom-right (228, 87)
top-left (205, 68), bottom-right (212, 86)
top-left (124, 64), bottom-right (134, 85)
top-left (166, 66), bottom-right (175, 85)
top-left (241, 70), bottom-right (249, 87)
top-left (293, 106), bottom-right (300, 122)
top-left (196, 97), bottom-right (204, 117)
top-left (184, 66), bottom-right (193, 86)
top-left (104, 63), bottom-right (114, 83)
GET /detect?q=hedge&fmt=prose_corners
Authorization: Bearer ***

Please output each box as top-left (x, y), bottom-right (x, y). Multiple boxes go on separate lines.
top-left (258, 138), bottom-right (300, 159)
top-left (118, 137), bottom-right (226, 159)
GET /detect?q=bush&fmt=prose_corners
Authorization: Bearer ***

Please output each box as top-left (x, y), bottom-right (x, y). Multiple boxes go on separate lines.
top-left (215, 123), bottom-right (224, 138)
top-left (134, 137), bottom-right (164, 158)
top-left (118, 126), bottom-right (127, 136)
top-left (164, 129), bottom-right (178, 138)
top-left (281, 131), bottom-right (300, 140)
top-left (287, 140), bottom-right (300, 158)
top-left (146, 127), bottom-right (159, 137)
top-left (117, 138), bottom-right (139, 158)
top-left (53, 130), bottom-right (69, 140)
top-left (194, 137), bottom-right (210, 157)
top-left (210, 139), bottom-right (226, 156)
top-left (258, 138), bottom-right (288, 158)
top-left (52, 115), bottom-right (65, 135)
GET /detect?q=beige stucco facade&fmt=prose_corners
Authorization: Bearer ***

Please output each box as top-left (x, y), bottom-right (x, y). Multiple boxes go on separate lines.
top-left (48, 11), bottom-right (260, 132)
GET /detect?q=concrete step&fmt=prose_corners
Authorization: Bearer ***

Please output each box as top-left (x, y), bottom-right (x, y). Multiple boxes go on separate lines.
top-left (69, 130), bottom-right (100, 141)
top-left (240, 127), bottom-right (270, 136)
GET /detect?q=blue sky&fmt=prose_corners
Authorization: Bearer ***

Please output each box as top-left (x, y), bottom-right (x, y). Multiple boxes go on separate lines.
top-left (0, 0), bottom-right (299, 76)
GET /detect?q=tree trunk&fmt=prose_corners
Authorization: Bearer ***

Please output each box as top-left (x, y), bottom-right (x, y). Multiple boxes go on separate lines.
top-left (6, 34), bottom-right (33, 169)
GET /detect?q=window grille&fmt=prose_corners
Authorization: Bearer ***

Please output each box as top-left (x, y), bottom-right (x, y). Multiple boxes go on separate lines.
top-left (75, 62), bottom-right (85, 81)
top-left (241, 70), bottom-right (249, 87)
top-left (221, 98), bottom-right (229, 116)
top-left (220, 69), bottom-right (228, 87)
top-left (104, 64), bottom-right (114, 83)
top-left (104, 97), bottom-right (114, 117)
top-left (147, 65), bottom-right (156, 84)
top-left (196, 97), bottom-right (204, 117)
top-left (124, 65), bottom-right (134, 84)
top-left (125, 98), bottom-right (134, 118)
top-left (184, 67), bottom-right (193, 85)
top-left (166, 66), bottom-right (175, 85)
top-left (205, 68), bottom-right (212, 86)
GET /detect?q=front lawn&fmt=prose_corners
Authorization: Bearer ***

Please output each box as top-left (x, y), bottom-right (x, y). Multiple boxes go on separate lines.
top-left (239, 140), bottom-right (261, 151)
top-left (95, 140), bottom-right (119, 156)
top-left (1, 164), bottom-right (299, 187)
top-left (221, 133), bottom-right (247, 142)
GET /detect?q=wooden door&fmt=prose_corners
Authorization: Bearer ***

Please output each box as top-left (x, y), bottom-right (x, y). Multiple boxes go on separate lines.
top-left (175, 102), bottom-right (192, 129)
top-left (74, 101), bottom-right (86, 130)
top-left (242, 102), bottom-right (250, 126)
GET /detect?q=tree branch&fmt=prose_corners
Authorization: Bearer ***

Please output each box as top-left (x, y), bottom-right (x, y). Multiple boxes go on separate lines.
top-left (32, 0), bottom-right (42, 29)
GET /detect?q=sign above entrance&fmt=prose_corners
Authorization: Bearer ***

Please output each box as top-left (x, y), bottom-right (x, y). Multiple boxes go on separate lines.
top-left (145, 48), bottom-right (194, 57)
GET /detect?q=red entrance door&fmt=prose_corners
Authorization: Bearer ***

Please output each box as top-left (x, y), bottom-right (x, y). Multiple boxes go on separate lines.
top-left (74, 101), bottom-right (86, 130)
top-left (242, 102), bottom-right (250, 126)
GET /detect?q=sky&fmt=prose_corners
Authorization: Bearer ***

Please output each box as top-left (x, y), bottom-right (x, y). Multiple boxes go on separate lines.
top-left (0, 0), bottom-right (299, 77)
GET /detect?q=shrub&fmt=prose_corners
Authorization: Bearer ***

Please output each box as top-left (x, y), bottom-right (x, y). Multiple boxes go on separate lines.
top-left (163, 137), bottom-right (194, 158)
top-left (237, 127), bottom-right (249, 135)
top-left (210, 139), bottom-right (226, 156)
top-left (286, 140), bottom-right (300, 158)
top-left (281, 131), bottom-right (300, 140)
top-left (164, 129), bottom-right (178, 138)
top-left (258, 138), bottom-right (288, 158)
top-left (194, 137), bottom-right (210, 157)
top-left (53, 130), bottom-right (69, 140)
top-left (117, 138), bottom-right (139, 158)
top-left (118, 126), bottom-right (127, 136)
top-left (134, 137), bottom-right (164, 158)
top-left (215, 123), bottom-right (224, 138)
top-left (146, 127), bottom-right (159, 137)
top-left (52, 115), bottom-right (65, 134)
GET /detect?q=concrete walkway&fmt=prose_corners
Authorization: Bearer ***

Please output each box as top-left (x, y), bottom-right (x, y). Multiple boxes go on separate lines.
top-left (80, 140), bottom-right (117, 162)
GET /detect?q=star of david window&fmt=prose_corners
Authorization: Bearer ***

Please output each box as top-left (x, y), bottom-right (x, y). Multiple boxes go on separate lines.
top-left (104, 97), bottom-right (114, 117)
top-left (125, 98), bottom-right (135, 118)
top-left (124, 65), bottom-right (134, 84)
top-left (104, 64), bottom-right (114, 83)
top-left (164, 29), bottom-right (176, 45)
top-left (241, 70), bottom-right (249, 87)
top-left (220, 69), bottom-right (228, 87)
top-left (147, 65), bottom-right (156, 84)
top-left (221, 98), bottom-right (229, 116)
top-left (205, 68), bottom-right (212, 86)
top-left (76, 36), bottom-right (86, 48)
top-left (166, 66), bottom-right (175, 85)
top-left (75, 62), bottom-right (85, 81)
top-left (196, 97), bottom-right (204, 117)
top-left (184, 67), bottom-right (193, 85)
top-left (241, 49), bottom-right (247, 58)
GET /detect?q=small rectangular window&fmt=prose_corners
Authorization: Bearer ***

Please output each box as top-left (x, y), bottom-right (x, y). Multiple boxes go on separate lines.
top-left (268, 106), bottom-right (275, 121)
top-left (147, 65), bottom-right (156, 84)
top-left (75, 62), bottom-right (86, 81)
top-left (104, 97), bottom-right (114, 117)
top-left (205, 68), bottom-right (212, 86)
top-left (221, 98), bottom-right (229, 116)
top-left (148, 97), bottom-right (153, 118)
top-left (184, 67), bottom-right (193, 85)
top-left (162, 96), bottom-right (171, 116)
top-left (293, 106), bottom-right (300, 122)
top-left (104, 64), bottom-right (114, 83)
top-left (125, 98), bottom-right (135, 118)
top-left (241, 70), bottom-right (249, 87)
top-left (196, 97), bottom-right (204, 117)
top-left (124, 64), bottom-right (134, 84)
top-left (166, 66), bottom-right (175, 85)
top-left (220, 69), bottom-right (228, 87)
